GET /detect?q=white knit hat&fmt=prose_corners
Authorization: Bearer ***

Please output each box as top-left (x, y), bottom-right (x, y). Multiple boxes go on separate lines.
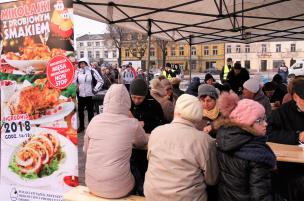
top-left (243, 78), bottom-right (260, 93)
top-left (175, 94), bottom-right (203, 122)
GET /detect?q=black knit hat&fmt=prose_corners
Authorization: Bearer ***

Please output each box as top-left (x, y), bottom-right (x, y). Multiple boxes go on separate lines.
top-left (293, 79), bottom-right (304, 99)
top-left (130, 79), bottom-right (148, 96)
top-left (204, 73), bottom-right (215, 83)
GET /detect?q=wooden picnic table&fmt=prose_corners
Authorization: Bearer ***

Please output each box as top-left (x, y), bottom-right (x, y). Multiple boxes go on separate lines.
top-left (267, 142), bottom-right (304, 164)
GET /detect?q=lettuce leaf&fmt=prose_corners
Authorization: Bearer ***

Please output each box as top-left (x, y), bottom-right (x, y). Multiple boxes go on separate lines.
top-left (9, 149), bottom-right (65, 180)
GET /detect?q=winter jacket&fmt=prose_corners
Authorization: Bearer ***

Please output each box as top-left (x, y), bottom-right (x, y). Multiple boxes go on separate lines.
top-left (214, 119), bottom-right (275, 201)
top-left (227, 68), bottom-right (250, 95)
top-left (123, 70), bottom-right (135, 84)
top-left (75, 58), bottom-right (104, 97)
top-left (186, 77), bottom-right (201, 97)
top-left (271, 82), bottom-right (287, 104)
top-left (144, 118), bottom-right (219, 201)
top-left (83, 84), bottom-right (148, 199)
top-left (267, 100), bottom-right (304, 145)
top-left (131, 93), bottom-right (165, 134)
top-left (253, 89), bottom-right (272, 118)
top-left (172, 85), bottom-right (184, 98)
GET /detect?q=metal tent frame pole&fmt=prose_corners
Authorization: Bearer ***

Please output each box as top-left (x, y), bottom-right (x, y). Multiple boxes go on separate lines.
top-left (147, 19), bottom-right (152, 82)
top-left (189, 35), bottom-right (193, 84)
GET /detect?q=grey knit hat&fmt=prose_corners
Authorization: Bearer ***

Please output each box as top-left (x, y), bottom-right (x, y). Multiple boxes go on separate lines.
top-left (130, 79), bottom-right (148, 96)
top-left (198, 84), bottom-right (218, 99)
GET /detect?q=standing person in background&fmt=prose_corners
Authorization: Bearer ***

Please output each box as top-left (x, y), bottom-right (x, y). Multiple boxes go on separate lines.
top-left (227, 62), bottom-right (250, 95)
top-left (105, 67), bottom-right (115, 84)
top-left (278, 62), bottom-right (288, 84)
top-left (185, 77), bottom-right (201, 97)
top-left (214, 92), bottom-right (276, 201)
top-left (129, 79), bottom-right (165, 195)
top-left (144, 94), bottom-right (218, 201)
top-left (91, 62), bottom-right (101, 76)
top-left (220, 58), bottom-right (233, 84)
top-left (75, 57), bottom-right (104, 133)
top-left (84, 84), bottom-right (148, 199)
top-left (122, 65), bottom-right (135, 91)
top-left (242, 78), bottom-right (272, 118)
top-left (136, 68), bottom-right (147, 81)
top-left (100, 67), bottom-right (112, 90)
top-left (170, 77), bottom-right (184, 98)
top-left (162, 63), bottom-right (176, 79)
top-left (112, 64), bottom-right (120, 83)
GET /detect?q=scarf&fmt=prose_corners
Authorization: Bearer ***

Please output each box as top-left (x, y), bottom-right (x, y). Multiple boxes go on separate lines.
top-left (203, 106), bottom-right (220, 120)
top-left (234, 136), bottom-right (276, 168)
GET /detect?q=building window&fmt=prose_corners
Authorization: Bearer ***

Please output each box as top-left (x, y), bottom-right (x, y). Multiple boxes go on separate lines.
top-left (125, 49), bottom-right (129, 57)
top-left (104, 51), bottom-right (108, 58)
top-left (80, 51), bottom-right (84, 58)
top-left (171, 46), bottom-right (176, 56)
top-left (226, 45), bottom-right (231, 53)
top-left (95, 51), bottom-right (100, 59)
top-left (213, 46), bottom-right (218, 55)
top-left (245, 45), bottom-right (250, 53)
top-left (291, 44), bottom-right (296, 52)
top-left (112, 50), bottom-right (117, 58)
top-left (150, 47), bottom-right (155, 57)
top-left (95, 42), bottom-right (100, 46)
top-left (245, 60), bottom-right (250, 69)
top-left (276, 44), bottom-right (281, 52)
top-left (87, 42), bottom-right (92, 47)
top-left (204, 46), bottom-right (209, 56)
top-left (191, 61), bottom-right (196, 70)
top-left (262, 44), bottom-right (267, 53)
top-left (191, 46), bottom-right (196, 55)
top-left (88, 51), bottom-right (92, 58)
top-left (236, 45), bottom-right (241, 53)
top-left (273, 60), bottom-right (284, 69)
top-left (79, 42), bottom-right (83, 47)
top-left (179, 46), bottom-right (184, 56)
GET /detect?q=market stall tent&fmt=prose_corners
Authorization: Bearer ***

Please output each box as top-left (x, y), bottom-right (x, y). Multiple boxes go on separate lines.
top-left (74, 0), bottom-right (304, 44)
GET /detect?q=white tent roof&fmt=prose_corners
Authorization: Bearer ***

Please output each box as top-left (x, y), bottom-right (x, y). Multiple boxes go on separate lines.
top-left (74, 0), bottom-right (304, 44)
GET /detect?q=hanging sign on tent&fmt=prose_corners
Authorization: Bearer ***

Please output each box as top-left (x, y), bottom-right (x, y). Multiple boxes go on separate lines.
top-left (0, 0), bottom-right (78, 200)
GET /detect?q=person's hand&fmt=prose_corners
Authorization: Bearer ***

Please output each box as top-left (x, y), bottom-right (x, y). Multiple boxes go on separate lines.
top-left (203, 125), bottom-right (212, 134)
top-left (299, 131), bottom-right (304, 143)
top-left (128, 111), bottom-right (134, 118)
top-left (139, 121), bottom-right (145, 128)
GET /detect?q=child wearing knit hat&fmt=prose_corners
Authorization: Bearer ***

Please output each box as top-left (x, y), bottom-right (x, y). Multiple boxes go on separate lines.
top-left (214, 91), bottom-right (276, 201)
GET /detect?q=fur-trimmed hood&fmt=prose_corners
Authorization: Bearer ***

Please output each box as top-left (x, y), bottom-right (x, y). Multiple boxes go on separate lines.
top-left (214, 118), bottom-right (261, 152)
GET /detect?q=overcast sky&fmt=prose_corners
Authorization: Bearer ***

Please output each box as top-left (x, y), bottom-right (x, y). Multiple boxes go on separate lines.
top-left (74, 15), bottom-right (108, 38)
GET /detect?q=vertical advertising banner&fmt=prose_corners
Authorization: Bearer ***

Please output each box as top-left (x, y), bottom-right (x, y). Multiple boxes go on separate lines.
top-left (0, 0), bottom-right (78, 200)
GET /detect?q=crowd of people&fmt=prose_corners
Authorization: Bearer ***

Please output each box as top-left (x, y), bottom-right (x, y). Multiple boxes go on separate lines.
top-left (75, 57), bottom-right (304, 201)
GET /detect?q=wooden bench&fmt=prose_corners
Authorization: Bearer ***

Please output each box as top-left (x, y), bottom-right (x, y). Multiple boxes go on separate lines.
top-left (64, 186), bottom-right (146, 201)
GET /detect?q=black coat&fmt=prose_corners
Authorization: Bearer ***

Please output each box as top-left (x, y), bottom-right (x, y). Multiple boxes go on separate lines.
top-left (227, 68), bottom-right (250, 95)
top-left (172, 86), bottom-right (184, 98)
top-left (216, 120), bottom-right (275, 201)
top-left (267, 100), bottom-right (304, 145)
top-left (130, 93), bottom-right (165, 133)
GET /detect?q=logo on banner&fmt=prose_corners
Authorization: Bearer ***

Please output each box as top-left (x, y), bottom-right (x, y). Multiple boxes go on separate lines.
top-left (46, 55), bottom-right (75, 89)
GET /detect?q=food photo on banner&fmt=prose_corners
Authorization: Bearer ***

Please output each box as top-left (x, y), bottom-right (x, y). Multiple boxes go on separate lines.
top-left (0, 0), bottom-right (78, 200)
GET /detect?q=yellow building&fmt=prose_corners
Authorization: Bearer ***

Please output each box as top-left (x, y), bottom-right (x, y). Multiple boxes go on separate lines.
top-left (121, 33), bottom-right (225, 72)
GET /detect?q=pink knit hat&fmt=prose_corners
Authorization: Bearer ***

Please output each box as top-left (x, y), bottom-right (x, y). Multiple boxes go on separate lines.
top-left (230, 99), bottom-right (265, 126)
top-left (218, 92), bottom-right (265, 126)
